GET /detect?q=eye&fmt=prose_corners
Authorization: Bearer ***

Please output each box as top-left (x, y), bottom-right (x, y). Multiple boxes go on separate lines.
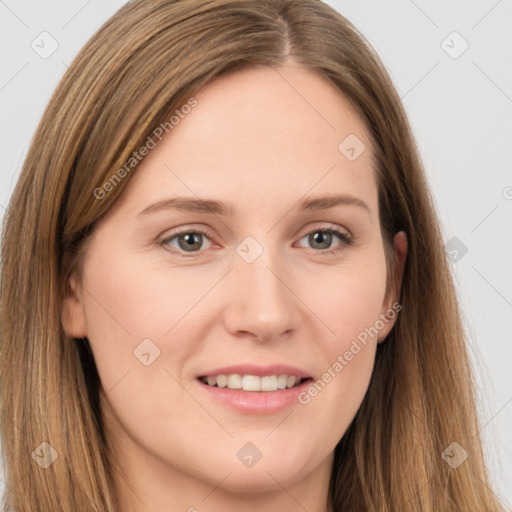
top-left (160, 227), bottom-right (214, 255)
top-left (159, 224), bottom-right (353, 257)
top-left (296, 225), bottom-right (353, 255)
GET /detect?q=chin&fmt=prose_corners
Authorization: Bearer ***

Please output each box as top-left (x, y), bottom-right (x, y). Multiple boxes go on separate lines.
top-left (194, 449), bottom-right (313, 492)
top-left (210, 465), bottom-right (308, 493)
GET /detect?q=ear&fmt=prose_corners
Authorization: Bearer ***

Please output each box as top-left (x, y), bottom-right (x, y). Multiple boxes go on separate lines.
top-left (377, 230), bottom-right (408, 343)
top-left (61, 256), bottom-right (87, 338)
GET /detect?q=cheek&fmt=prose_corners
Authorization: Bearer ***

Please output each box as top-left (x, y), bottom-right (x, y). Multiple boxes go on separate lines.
top-left (296, 254), bottom-right (387, 435)
top-left (79, 254), bottom-right (202, 438)
top-left (308, 254), bottom-right (388, 349)
top-left (78, 249), bottom-right (202, 395)
top-left (81, 247), bottom-right (209, 342)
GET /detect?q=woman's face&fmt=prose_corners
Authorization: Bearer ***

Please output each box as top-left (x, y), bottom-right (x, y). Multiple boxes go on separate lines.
top-left (63, 63), bottom-right (406, 503)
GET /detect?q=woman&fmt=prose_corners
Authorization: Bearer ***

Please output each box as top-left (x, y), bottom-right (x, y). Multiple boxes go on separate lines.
top-left (0, 0), bottom-right (506, 510)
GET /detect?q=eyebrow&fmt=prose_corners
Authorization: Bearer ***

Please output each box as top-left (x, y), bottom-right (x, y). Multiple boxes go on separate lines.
top-left (137, 194), bottom-right (371, 217)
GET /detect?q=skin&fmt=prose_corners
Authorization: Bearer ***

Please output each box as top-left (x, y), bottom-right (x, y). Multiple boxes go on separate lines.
top-left (62, 61), bottom-right (407, 512)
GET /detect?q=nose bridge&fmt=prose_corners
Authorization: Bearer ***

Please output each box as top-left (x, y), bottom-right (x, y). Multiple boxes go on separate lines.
top-left (225, 234), bottom-right (297, 340)
top-left (235, 235), bottom-right (289, 307)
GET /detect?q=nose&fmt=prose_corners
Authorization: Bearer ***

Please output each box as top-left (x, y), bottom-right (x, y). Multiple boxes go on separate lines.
top-left (223, 243), bottom-right (299, 343)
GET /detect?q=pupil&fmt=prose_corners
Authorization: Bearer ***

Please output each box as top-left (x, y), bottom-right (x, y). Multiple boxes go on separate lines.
top-left (312, 231), bottom-right (330, 249)
top-left (180, 233), bottom-right (201, 251)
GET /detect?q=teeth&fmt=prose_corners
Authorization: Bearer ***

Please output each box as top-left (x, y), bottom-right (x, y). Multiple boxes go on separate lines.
top-left (227, 374), bottom-right (242, 389)
top-left (216, 375), bottom-right (228, 388)
top-left (261, 375), bottom-right (277, 391)
top-left (242, 375), bottom-right (260, 391)
top-left (201, 374), bottom-right (305, 391)
top-left (277, 375), bottom-right (288, 389)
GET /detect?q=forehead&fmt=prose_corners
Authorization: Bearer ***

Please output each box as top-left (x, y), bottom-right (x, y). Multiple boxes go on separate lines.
top-left (112, 64), bottom-right (377, 219)
top-left (175, 64), bottom-right (370, 161)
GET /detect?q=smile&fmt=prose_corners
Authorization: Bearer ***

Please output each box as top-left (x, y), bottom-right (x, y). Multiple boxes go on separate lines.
top-left (198, 374), bottom-right (308, 391)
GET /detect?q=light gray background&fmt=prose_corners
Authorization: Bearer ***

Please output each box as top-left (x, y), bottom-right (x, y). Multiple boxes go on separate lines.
top-left (1, 0), bottom-right (511, 506)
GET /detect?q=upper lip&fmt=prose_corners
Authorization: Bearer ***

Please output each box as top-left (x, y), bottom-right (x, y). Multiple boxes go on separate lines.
top-left (197, 364), bottom-right (312, 379)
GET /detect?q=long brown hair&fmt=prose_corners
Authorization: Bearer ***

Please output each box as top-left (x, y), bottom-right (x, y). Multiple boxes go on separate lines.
top-left (0, 1), bottom-right (506, 510)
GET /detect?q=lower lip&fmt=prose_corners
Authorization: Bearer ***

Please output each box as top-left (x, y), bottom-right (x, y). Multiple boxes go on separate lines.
top-left (194, 378), bottom-right (313, 414)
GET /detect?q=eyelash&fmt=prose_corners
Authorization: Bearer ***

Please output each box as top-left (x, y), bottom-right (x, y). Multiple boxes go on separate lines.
top-left (158, 224), bottom-right (354, 258)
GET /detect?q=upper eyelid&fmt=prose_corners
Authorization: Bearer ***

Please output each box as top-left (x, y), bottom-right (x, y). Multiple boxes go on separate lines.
top-left (161, 222), bottom-right (351, 240)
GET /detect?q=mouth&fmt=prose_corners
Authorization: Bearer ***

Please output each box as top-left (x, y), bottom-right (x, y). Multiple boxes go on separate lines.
top-left (197, 374), bottom-right (313, 392)
top-left (194, 366), bottom-right (314, 414)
